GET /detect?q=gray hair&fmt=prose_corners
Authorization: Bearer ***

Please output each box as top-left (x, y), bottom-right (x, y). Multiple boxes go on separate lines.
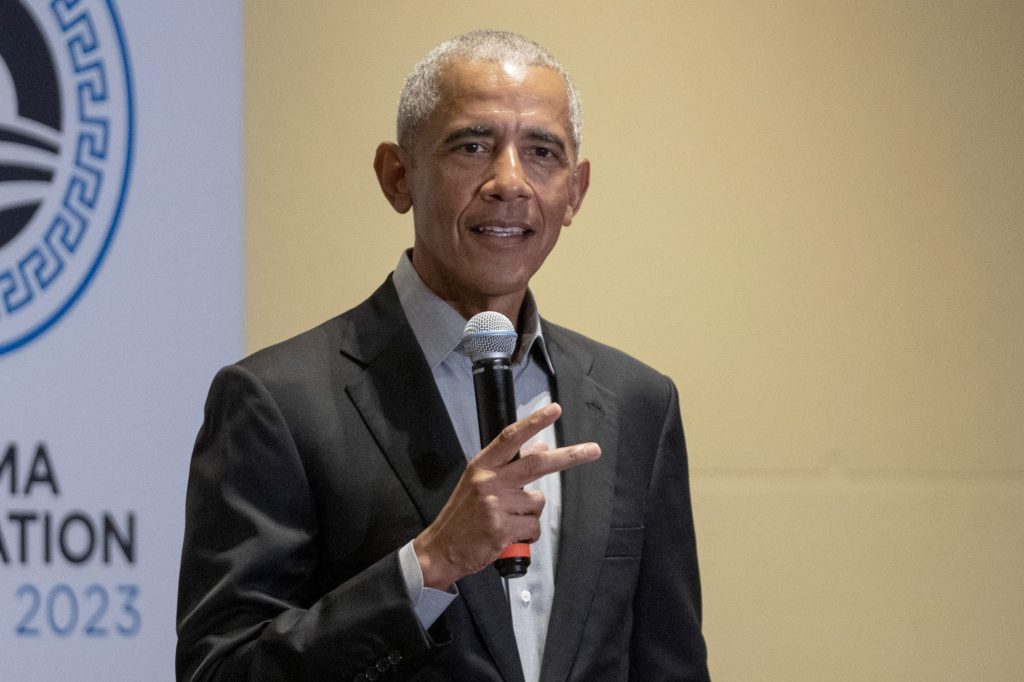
top-left (397, 30), bottom-right (583, 155)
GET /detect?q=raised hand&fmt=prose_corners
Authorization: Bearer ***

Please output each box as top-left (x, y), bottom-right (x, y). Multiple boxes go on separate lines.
top-left (413, 403), bottom-right (600, 589)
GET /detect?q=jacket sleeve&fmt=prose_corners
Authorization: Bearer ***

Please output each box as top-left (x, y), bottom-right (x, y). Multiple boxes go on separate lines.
top-left (628, 377), bottom-right (710, 680)
top-left (175, 364), bottom-right (448, 681)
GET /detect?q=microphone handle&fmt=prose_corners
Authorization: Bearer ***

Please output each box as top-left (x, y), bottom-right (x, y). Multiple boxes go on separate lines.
top-left (472, 357), bottom-right (531, 579)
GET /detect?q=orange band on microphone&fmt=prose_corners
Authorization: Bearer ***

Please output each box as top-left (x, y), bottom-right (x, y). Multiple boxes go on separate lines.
top-left (498, 543), bottom-right (531, 559)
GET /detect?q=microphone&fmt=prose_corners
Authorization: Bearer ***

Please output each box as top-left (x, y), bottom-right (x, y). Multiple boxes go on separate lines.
top-left (462, 311), bottom-right (530, 579)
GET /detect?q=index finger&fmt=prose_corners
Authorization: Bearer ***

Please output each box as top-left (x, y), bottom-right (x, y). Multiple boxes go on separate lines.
top-left (474, 403), bottom-right (563, 468)
top-left (506, 441), bottom-right (601, 486)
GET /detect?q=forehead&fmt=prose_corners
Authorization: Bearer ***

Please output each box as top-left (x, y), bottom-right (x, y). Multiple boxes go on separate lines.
top-left (429, 59), bottom-right (572, 134)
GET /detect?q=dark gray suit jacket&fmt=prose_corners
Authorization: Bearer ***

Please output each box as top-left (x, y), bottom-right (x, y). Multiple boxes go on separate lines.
top-left (176, 277), bottom-right (709, 681)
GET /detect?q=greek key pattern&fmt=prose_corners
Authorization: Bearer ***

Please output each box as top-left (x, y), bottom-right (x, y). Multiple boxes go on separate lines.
top-left (0, 0), bottom-right (111, 316)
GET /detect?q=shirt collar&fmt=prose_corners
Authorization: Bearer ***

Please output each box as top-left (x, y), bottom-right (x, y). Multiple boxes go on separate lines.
top-left (393, 250), bottom-right (554, 374)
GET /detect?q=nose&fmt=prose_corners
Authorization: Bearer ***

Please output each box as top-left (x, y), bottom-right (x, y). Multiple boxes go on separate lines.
top-left (481, 146), bottom-right (532, 201)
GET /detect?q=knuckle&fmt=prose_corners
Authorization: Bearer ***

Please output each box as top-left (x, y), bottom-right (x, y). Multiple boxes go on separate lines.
top-left (522, 453), bottom-right (543, 478)
top-left (466, 467), bottom-right (495, 492)
top-left (484, 497), bottom-right (505, 530)
top-left (499, 422), bottom-right (519, 444)
top-left (526, 520), bottom-right (541, 542)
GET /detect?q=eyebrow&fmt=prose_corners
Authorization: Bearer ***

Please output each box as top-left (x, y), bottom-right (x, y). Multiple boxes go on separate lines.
top-left (524, 129), bottom-right (567, 155)
top-left (441, 126), bottom-right (568, 155)
top-left (442, 126), bottom-right (492, 145)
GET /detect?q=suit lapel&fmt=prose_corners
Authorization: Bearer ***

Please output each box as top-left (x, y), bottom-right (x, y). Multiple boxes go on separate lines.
top-left (341, 280), bottom-right (465, 524)
top-left (457, 568), bottom-right (526, 682)
top-left (540, 324), bottom-right (620, 682)
top-left (340, 279), bottom-right (525, 682)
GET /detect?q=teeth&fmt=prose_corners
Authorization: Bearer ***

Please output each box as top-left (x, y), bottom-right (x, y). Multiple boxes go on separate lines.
top-left (475, 226), bottom-right (527, 236)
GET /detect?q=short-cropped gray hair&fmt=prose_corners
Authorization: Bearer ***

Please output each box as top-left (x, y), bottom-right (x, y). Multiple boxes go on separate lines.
top-left (397, 30), bottom-right (583, 155)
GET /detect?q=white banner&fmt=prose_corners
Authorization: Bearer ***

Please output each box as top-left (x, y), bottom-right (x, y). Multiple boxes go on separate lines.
top-left (1, 1), bottom-right (242, 678)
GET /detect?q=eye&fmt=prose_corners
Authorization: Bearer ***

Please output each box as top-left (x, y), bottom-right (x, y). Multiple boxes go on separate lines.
top-left (530, 146), bottom-right (562, 162)
top-left (460, 142), bottom-right (485, 153)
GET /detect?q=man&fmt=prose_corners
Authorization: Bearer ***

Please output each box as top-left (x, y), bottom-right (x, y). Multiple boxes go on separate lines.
top-left (177, 30), bottom-right (709, 681)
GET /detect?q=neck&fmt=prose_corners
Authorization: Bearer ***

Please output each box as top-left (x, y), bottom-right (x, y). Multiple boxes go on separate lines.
top-left (406, 249), bottom-right (528, 330)
top-left (446, 293), bottom-right (524, 331)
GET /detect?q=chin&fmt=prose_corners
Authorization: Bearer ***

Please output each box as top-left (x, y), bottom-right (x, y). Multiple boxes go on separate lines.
top-left (477, 269), bottom-right (533, 292)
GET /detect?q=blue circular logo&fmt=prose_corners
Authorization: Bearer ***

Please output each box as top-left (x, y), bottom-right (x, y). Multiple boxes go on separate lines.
top-left (0, 0), bottom-right (133, 355)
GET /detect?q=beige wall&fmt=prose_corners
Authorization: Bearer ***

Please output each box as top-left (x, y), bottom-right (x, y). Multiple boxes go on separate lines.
top-left (246, 2), bottom-right (1024, 679)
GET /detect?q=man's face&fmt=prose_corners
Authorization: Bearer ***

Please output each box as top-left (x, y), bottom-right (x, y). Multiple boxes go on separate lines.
top-left (397, 59), bottom-right (589, 320)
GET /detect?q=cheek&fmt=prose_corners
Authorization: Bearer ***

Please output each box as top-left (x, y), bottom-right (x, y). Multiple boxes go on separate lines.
top-left (415, 168), bottom-right (456, 206)
top-left (539, 187), bottom-right (575, 227)
top-left (433, 176), bottom-right (478, 220)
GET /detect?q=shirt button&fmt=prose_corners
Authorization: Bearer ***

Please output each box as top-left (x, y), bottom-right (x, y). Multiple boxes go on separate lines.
top-left (520, 588), bottom-right (531, 605)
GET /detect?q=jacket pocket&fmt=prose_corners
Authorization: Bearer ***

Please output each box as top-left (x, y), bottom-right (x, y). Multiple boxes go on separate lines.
top-left (604, 525), bottom-right (644, 558)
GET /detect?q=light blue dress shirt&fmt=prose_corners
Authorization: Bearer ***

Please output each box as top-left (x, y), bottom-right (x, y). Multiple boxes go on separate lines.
top-left (393, 252), bottom-right (561, 682)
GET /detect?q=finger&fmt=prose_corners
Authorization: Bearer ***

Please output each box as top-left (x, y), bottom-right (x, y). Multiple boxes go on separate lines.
top-left (507, 442), bottom-right (601, 486)
top-left (505, 488), bottom-right (545, 516)
top-left (504, 515), bottom-right (542, 546)
top-left (474, 403), bottom-right (562, 468)
top-left (521, 440), bottom-right (552, 456)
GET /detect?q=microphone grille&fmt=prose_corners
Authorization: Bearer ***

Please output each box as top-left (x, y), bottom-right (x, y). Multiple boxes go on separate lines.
top-left (462, 311), bottom-right (517, 362)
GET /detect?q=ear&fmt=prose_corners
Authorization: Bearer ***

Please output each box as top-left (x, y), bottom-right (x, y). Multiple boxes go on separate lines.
top-left (562, 158), bottom-right (591, 226)
top-left (374, 142), bottom-right (413, 214)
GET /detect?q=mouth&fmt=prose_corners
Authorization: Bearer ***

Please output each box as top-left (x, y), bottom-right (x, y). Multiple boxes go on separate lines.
top-left (470, 224), bottom-right (532, 238)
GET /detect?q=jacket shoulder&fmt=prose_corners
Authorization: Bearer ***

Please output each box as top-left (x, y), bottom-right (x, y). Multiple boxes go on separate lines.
top-left (544, 320), bottom-right (670, 385)
top-left (236, 277), bottom-right (403, 391)
top-left (239, 314), bottom-right (349, 383)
